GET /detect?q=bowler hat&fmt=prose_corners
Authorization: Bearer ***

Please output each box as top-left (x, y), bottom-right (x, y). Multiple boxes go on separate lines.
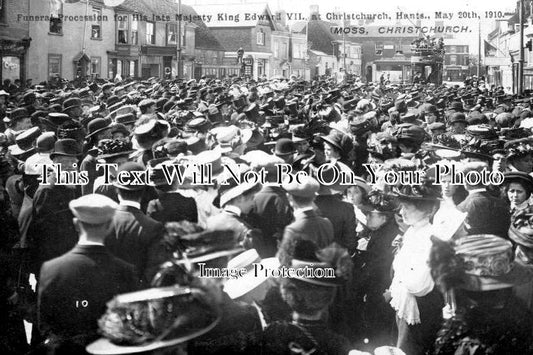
top-left (113, 162), bottom-right (146, 191)
top-left (50, 138), bottom-right (82, 160)
top-left (10, 108), bottom-right (28, 122)
top-left (272, 138), bottom-right (296, 156)
top-left (36, 132), bottom-right (57, 153)
top-left (86, 117), bottom-right (112, 138)
top-left (62, 97), bottom-right (82, 112)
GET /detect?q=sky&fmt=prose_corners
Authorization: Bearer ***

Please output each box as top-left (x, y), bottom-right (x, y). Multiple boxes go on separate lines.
top-left (184, 0), bottom-right (518, 54)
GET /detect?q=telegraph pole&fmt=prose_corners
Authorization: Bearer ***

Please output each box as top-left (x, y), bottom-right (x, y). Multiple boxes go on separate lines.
top-left (519, 0), bottom-right (525, 95)
top-left (477, 19), bottom-right (481, 77)
top-left (177, 0), bottom-right (182, 78)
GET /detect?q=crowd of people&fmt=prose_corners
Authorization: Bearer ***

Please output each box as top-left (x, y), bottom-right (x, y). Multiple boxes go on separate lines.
top-left (1, 73), bottom-right (533, 355)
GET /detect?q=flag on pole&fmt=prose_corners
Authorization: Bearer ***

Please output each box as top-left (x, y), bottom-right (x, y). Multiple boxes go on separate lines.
top-left (484, 40), bottom-right (497, 57)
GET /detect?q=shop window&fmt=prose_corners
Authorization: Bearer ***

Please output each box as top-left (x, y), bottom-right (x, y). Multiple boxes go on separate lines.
top-left (48, 54), bottom-right (62, 79)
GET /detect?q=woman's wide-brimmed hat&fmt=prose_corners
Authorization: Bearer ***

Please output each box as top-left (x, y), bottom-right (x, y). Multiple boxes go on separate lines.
top-left (454, 234), bottom-right (533, 291)
top-left (320, 129), bottom-right (353, 157)
top-left (86, 285), bottom-right (221, 354)
top-left (509, 207), bottom-right (533, 249)
top-left (360, 190), bottom-right (399, 214)
top-left (390, 177), bottom-right (441, 201)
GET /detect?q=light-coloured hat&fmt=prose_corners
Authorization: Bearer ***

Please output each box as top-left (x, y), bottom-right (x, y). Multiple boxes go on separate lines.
top-left (69, 194), bottom-right (118, 224)
top-left (282, 175), bottom-right (319, 198)
top-left (224, 249), bottom-right (280, 299)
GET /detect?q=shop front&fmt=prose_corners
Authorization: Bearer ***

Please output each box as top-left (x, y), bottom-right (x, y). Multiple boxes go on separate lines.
top-left (0, 38), bottom-right (31, 83)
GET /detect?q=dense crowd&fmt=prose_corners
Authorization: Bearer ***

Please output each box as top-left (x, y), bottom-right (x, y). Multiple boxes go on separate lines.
top-left (1, 73), bottom-right (533, 355)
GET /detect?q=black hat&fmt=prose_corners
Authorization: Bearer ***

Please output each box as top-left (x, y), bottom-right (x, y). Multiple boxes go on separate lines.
top-left (272, 138), bottom-right (296, 156)
top-left (449, 101), bottom-right (464, 111)
top-left (321, 130), bottom-right (353, 157)
top-left (113, 162), bottom-right (146, 191)
top-left (115, 113), bottom-right (137, 125)
top-left (360, 190), bottom-right (399, 214)
top-left (232, 96), bottom-right (247, 110)
top-left (50, 138), bottom-right (82, 160)
top-left (43, 112), bottom-right (70, 129)
top-left (448, 112), bottom-right (467, 125)
top-left (62, 97), bottom-right (82, 112)
top-left (89, 82), bottom-right (100, 93)
top-left (390, 177), bottom-right (441, 201)
top-left (503, 171), bottom-right (533, 191)
top-left (110, 123), bottom-right (130, 137)
top-left (101, 82), bottom-right (114, 91)
top-left (9, 108), bottom-right (28, 122)
top-left (86, 117), bottom-right (112, 139)
top-left (9, 127), bottom-right (41, 157)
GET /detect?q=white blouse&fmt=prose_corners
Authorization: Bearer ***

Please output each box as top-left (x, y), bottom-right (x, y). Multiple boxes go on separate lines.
top-left (389, 219), bottom-right (435, 325)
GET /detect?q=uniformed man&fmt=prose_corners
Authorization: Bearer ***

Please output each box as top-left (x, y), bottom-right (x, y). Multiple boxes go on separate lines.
top-left (37, 194), bottom-right (137, 350)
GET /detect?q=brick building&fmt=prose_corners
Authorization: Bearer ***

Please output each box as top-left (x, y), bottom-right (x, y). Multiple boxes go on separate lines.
top-left (112, 0), bottom-right (198, 79)
top-left (192, 3), bottom-right (275, 79)
top-left (27, 0), bottom-right (115, 83)
top-left (295, 16), bottom-right (362, 79)
top-left (0, 0), bottom-right (31, 84)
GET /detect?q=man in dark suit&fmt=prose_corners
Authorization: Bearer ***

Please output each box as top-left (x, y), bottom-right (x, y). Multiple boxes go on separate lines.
top-left (457, 162), bottom-right (511, 238)
top-left (105, 162), bottom-right (166, 286)
top-left (277, 175), bottom-right (334, 266)
top-left (38, 194), bottom-right (137, 349)
top-left (29, 139), bottom-right (82, 274)
top-left (206, 173), bottom-right (265, 255)
top-left (146, 160), bottom-right (198, 224)
top-left (313, 164), bottom-right (358, 254)
top-left (248, 155), bottom-right (293, 258)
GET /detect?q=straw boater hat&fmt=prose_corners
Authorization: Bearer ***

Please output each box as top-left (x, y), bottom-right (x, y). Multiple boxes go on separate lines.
top-left (86, 285), bottom-right (221, 354)
top-left (223, 249), bottom-right (280, 299)
top-left (214, 165), bottom-right (260, 208)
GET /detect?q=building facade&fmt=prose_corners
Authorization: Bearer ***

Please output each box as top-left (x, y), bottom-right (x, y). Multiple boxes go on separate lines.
top-left (27, 0), bottom-right (115, 83)
top-left (443, 43), bottom-right (471, 82)
top-left (0, 0), bottom-right (31, 84)
top-left (192, 3), bottom-right (275, 79)
top-left (296, 15), bottom-right (362, 80)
